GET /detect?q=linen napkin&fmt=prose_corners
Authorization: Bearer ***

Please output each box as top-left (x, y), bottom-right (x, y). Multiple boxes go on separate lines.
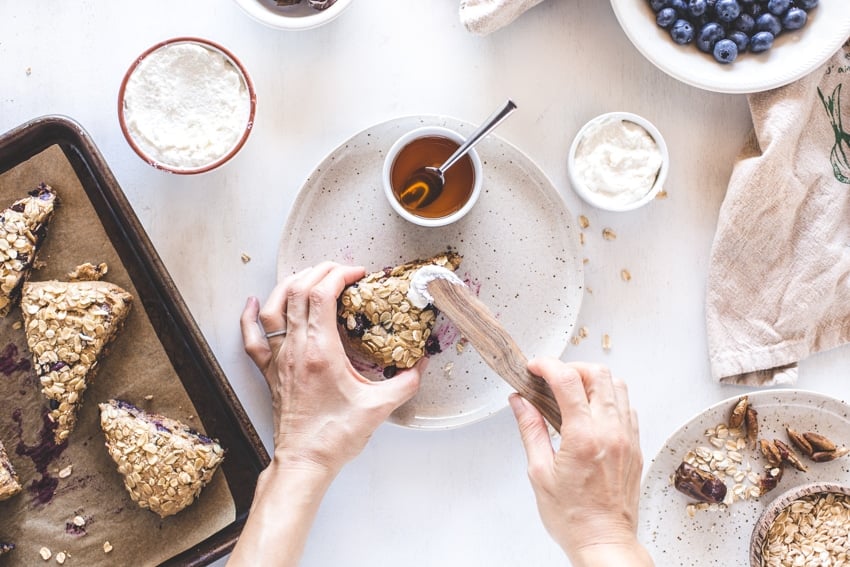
top-left (459, 0), bottom-right (546, 35)
top-left (706, 37), bottom-right (850, 386)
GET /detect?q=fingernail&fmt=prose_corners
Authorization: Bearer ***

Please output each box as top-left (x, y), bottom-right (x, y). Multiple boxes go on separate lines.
top-left (508, 393), bottom-right (528, 412)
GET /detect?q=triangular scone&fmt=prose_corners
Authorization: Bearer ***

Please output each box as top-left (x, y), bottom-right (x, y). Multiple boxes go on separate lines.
top-left (338, 251), bottom-right (462, 376)
top-left (0, 183), bottom-right (57, 316)
top-left (21, 279), bottom-right (133, 444)
top-left (99, 400), bottom-right (225, 518)
top-left (0, 439), bottom-right (22, 501)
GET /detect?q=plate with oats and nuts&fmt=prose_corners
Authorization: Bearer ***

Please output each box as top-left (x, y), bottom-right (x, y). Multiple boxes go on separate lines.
top-left (278, 115), bottom-right (584, 429)
top-left (638, 390), bottom-right (850, 565)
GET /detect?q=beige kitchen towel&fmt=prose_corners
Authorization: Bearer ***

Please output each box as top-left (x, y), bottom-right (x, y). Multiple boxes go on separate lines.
top-left (460, 0), bottom-right (547, 35)
top-left (706, 38), bottom-right (850, 385)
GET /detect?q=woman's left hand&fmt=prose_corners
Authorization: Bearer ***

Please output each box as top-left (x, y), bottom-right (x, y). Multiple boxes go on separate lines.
top-left (240, 262), bottom-right (423, 476)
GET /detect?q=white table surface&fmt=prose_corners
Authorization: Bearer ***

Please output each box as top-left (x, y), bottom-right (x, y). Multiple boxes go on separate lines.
top-left (2, 1), bottom-right (848, 565)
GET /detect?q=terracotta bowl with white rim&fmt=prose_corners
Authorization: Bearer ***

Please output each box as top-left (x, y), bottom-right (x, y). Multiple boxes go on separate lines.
top-left (382, 125), bottom-right (483, 228)
top-left (231, 0), bottom-right (353, 31)
top-left (750, 482), bottom-right (850, 566)
top-left (567, 111), bottom-right (668, 212)
top-left (117, 37), bottom-right (257, 175)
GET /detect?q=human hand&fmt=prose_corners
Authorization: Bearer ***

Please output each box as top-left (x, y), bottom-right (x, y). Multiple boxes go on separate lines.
top-left (509, 359), bottom-right (652, 567)
top-left (240, 262), bottom-right (422, 476)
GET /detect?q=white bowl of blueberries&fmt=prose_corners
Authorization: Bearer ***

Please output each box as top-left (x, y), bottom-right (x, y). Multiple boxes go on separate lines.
top-left (653, 0), bottom-right (818, 64)
top-left (610, 0), bottom-right (850, 93)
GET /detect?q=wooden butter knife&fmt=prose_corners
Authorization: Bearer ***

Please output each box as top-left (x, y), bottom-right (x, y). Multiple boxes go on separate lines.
top-left (426, 277), bottom-right (562, 431)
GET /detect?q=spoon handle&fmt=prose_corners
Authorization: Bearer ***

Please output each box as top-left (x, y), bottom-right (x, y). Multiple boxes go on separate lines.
top-left (440, 99), bottom-right (517, 174)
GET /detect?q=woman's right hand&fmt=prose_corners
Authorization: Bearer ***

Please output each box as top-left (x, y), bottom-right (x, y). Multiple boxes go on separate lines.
top-left (509, 359), bottom-right (653, 567)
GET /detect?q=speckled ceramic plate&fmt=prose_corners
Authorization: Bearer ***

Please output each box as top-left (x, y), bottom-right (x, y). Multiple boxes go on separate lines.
top-left (611, 0), bottom-right (850, 94)
top-left (277, 115), bottom-right (584, 429)
top-left (639, 390), bottom-right (850, 565)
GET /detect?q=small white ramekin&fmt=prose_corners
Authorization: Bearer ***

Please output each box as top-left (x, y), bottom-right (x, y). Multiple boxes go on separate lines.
top-left (567, 111), bottom-right (668, 212)
top-left (231, 0), bottom-right (353, 31)
top-left (382, 126), bottom-right (483, 228)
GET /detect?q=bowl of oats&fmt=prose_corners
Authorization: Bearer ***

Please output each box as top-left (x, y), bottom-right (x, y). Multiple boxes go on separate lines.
top-left (750, 482), bottom-right (850, 567)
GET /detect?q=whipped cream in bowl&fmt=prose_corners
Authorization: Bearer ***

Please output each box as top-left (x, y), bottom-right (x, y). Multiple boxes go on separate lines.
top-left (568, 112), bottom-right (668, 212)
top-left (118, 37), bottom-right (256, 175)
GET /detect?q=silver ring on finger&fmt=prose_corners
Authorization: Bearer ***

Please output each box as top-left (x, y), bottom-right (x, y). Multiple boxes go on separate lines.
top-left (264, 329), bottom-right (287, 339)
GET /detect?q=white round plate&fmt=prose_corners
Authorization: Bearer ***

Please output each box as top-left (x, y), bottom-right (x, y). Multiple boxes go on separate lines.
top-left (639, 389), bottom-right (850, 565)
top-left (610, 0), bottom-right (850, 94)
top-left (277, 115), bottom-right (584, 429)
top-left (232, 0), bottom-right (352, 31)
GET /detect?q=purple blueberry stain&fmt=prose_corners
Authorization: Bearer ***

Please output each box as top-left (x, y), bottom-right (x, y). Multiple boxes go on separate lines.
top-left (11, 407), bottom-right (68, 505)
top-left (0, 343), bottom-right (30, 377)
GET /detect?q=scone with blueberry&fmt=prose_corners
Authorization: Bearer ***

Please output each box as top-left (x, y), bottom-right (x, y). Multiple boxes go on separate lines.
top-left (337, 252), bottom-right (461, 377)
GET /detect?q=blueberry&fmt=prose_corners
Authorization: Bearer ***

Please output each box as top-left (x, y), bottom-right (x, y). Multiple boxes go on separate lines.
top-left (750, 30), bottom-right (775, 52)
top-left (748, 3), bottom-right (765, 16)
top-left (781, 7), bottom-right (807, 30)
top-left (670, 18), bottom-right (696, 44)
top-left (766, 0), bottom-right (790, 15)
top-left (696, 22), bottom-right (726, 52)
top-left (733, 13), bottom-right (755, 32)
top-left (728, 30), bottom-right (750, 52)
top-left (715, 0), bottom-right (741, 22)
top-left (649, 0), bottom-right (669, 11)
top-left (688, 0), bottom-right (707, 16)
top-left (656, 7), bottom-right (678, 28)
top-left (755, 12), bottom-right (782, 35)
top-left (669, 0), bottom-right (688, 14)
top-left (713, 38), bottom-right (739, 63)
top-left (797, 0), bottom-right (818, 9)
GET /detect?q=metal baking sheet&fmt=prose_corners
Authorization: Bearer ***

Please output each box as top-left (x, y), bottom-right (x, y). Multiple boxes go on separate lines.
top-left (0, 115), bottom-right (268, 566)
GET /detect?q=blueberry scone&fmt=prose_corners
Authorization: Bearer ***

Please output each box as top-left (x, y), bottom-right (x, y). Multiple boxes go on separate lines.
top-left (22, 276), bottom-right (133, 444)
top-left (0, 439), bottom-right (22, 501)
top-left (338, 252), bottom-right (462, 376)
top-left (0, 183), bottom-right (57, 317)
top-left (99, 400), bottom-right (225, 518)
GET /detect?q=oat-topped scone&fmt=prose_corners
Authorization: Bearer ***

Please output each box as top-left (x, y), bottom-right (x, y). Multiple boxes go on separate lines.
top-left (21, 278), bottom-right (133, 444)
top-left (338, 252), bottom-right (462, 375)
top-left (0, 183), bottom-right (57, 317)
top-left (0, 439), bottom-right (22, 501)
top-left (99, 400), bottom-right (225, 518)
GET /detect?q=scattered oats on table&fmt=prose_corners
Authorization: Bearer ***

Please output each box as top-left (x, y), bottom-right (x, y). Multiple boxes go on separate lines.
top-left (102, 541), bottom-right (113, 554)
top-left (602, 227), bottom-right (617, 241)
top-left (240, 253), bottom-right (251, 264)
top-left (578, 215), bottom-right (590, 229)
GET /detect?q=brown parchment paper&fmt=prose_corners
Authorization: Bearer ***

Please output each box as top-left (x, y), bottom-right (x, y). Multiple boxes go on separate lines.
top-left (0, 145), bottom-right (234, 566)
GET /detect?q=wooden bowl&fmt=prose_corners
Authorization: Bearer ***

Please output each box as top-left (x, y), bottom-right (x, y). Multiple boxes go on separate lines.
top-left (750, 482), bottom-right (850, 566)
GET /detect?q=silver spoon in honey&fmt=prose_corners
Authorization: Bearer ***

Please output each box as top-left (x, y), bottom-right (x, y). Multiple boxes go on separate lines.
top-left (398, 99), bottom-right (517, 210)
